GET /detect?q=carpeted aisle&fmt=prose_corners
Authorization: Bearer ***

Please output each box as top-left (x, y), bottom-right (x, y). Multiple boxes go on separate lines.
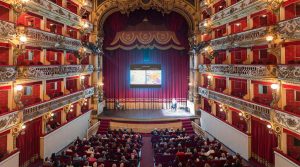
top-left (140, 137), bottom-right (154, 167)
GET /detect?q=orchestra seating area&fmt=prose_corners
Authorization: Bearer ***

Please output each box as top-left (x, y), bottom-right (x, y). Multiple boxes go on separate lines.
top-left (43, 129), bottom-right (143, 167)
top-left (151, 129), bottom-right (243, 167)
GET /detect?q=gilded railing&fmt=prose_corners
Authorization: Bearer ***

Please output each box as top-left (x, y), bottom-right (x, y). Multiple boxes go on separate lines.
top-left (23, 87), bottom-right (95, 121)
top-left (0, 111), bottom-right (20, 133)
top-left (0, 20), bottom-right (15, 41)
top-left (211, 0), bottom-right (267, 26)
top-left (277, 16), bottom-right (300, 39)
top-left (17, 65), bottom-right (94, 80)
top-left (277, 65), bottom-right (300, 83)
top-left (27, 0), bottom-right (93, 31)
top-left (199, 64), bottom-right (277, 79)
top-left (0, 66), bottom-right (17, 82)
top-left (211, 27), bottom-right (267, 50)
top-left (198, 87), bottom-right (271, 120)
top-left (274, 110), bottom-right (300, 134)
top-left (26, 27), bottom-right (82, 51)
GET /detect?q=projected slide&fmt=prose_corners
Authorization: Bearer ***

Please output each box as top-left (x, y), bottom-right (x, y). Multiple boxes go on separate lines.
top-left (130, 64), bottom-right (161, 88)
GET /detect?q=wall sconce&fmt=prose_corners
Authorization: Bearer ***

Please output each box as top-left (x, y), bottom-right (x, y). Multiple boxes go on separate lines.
top-left (64, 104), bottom-right (74, 114)
top-left (80, 98), bottom-right (88, 106)
top-left (270, 83), bottom-right (280, 108)
top-left (266, 35), bottom-right (274, 42)
top-left (14, 85), bottom-right (24, 109)
top-left (12, 122), bottom-right (26, 137)
top-left (43, 112), bottom-right (54, 122)
top-left (79, 20), bottom-right (90, 35)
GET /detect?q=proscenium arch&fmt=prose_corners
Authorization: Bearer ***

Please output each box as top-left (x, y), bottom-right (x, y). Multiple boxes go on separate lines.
top-left (92, 0), bottom-right (199, 38)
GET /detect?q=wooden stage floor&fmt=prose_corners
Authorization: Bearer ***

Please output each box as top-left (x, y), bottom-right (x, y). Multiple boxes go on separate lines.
top-left (99, 109), bottom-right (199, 121)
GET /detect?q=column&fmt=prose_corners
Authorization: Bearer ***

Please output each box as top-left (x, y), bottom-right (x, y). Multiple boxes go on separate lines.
top-left (76, 103), bottom-right (81, 116)
top-left (9, 46), bottom-right (14, 65)
top-left (280, 45), bottom-right (285, 64)
top-left (279, 6), bottom-right (285, 21)
top-left (226, 50), bottom-right (231, 64)
top-left (224, 77), bottom-right (231, 94)
top-left (281, 132), bottom-right (287, 154)
top-left (62, 51), bottom-right (67, 65)
top-left (41, 80), bottom-right (48, 101)
top-left (41, 16), bottom-right (47, 31)
top-left (244, 79), bottom-right (252, 100)
top-left (211, 101), bottom-right (217, 115)
top-left (61, 110), bottom-right (67, 124)
top-left (246, 48), bottom-right (252, 64)
top-left (247, 15), bottom-right (252, 29)
top-left (227, 109), bottom-right (232, 124)
top-left (280, 85), bottom-right (286, 110)
top-left (41, 49), bottom-right (49, 65)
top-left (227, 23), bottom-right (231, 35)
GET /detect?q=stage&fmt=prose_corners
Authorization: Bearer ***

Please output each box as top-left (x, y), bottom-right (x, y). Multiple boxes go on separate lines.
top-left (99, 109), bottom-right (199, 121)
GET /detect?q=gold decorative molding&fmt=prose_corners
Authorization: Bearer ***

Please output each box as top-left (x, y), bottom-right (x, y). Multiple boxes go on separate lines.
top-left (93, 0), bottom-right (199, 36)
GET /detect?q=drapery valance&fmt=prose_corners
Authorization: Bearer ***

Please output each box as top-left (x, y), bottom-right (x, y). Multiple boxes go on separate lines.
top-left (106, 31), bottom-right (185, 50)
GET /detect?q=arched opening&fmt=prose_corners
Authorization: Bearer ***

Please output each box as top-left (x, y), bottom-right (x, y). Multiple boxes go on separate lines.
top-left (101, 10), bottom-right (190, 110)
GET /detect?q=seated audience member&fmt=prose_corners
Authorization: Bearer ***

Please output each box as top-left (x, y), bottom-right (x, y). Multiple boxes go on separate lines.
top-left (43, 157), bottom-right (53, 166)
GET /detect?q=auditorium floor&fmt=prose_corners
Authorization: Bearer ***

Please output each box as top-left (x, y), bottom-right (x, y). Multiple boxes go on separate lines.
top-left (99, 109), bottom-right (199, 121)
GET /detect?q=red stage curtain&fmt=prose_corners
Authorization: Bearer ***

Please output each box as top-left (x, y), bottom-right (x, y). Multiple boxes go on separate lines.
top-left (17, 117), bottom-right (42, 167)
top-left (251, 118), bottom-right (278, 166)
top-left (103, 48), bottom-right (189, 108)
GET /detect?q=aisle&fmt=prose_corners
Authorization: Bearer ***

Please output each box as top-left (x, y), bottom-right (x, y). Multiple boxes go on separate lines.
top-left (140, 137), bottom-right (154, 167)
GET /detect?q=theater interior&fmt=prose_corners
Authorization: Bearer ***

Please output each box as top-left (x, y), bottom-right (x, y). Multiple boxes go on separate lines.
top-left (0, 0), bottom-right (299, 167)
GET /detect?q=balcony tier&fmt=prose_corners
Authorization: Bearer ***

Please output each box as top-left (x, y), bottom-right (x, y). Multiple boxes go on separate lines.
top-left (0, 111), bottom-right (19, 133)
top-left (199, 64), bottom-right (277, 80)
top-left (23, 86), bottom-right (95, 121)
top-left (211, 0), bottom-right (267, 27)
top-left (26, 27), bottom-right (82, 51)
top-left (17, 65), bottom-right (94, 80)
top-left (211, 27), bottom-right (267, 50)
top-left (278, 65), bottom-right (300, 83)
top-left (278, 16), bottom-right (300, 40)
top-left (0, 66), bottom-right (17, 83)
top-left (199, 86), bottom-right (300, 134)
top-left (9, 0), bottom-right (93, 31)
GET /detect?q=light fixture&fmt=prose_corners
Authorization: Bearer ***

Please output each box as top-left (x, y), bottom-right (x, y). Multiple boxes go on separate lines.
top-left (19, 34), bottom-right (27, 43)
top-left (235, 23), bottom-right (241, 26)
top-left (266, 35), bottom-right (274, 42)
top-left (21, 124), bottom-right (26, 130)
top-left (271, 83), bottom-right (279, 90)
top-left (21, 0), bottom-right (30, 3)
top-left (207, 75), bottom-right (212, 79)
top-left (262, 14), bottom-right (267, 17)
top-left (203, 22), bottom-right (208, 27)
top-left (238, 112), bottom-right (243, 116)
top-left (204, 47), bottom-right (209, 51)
top-left (80, 75), bottom-right (85, 80)
top-left (100, 82), bottom-right (104, 86)
top-left (188, 83), bottom-right (193, 86)
top-left (219, 5), bottom-right (223, 8)
top-left (16, 85), bottom-right (24, 91)
top-left (50, 113), bottom-right (54, 117)
top-left (71, 104), bottom-right (74, 108)
top-left (267, 124), bottom-right (272, 129)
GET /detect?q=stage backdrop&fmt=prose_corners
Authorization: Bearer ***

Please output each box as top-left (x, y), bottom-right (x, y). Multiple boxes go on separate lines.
top-left (102, 10), bottom-right (189, 109)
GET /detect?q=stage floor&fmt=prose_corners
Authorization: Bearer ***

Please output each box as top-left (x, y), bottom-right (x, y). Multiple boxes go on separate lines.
top-left (99, 109), bottom-right (199, 121)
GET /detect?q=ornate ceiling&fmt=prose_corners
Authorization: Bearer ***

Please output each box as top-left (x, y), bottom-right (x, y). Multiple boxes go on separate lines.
top-left (92, 0), bottom-right (201, 37)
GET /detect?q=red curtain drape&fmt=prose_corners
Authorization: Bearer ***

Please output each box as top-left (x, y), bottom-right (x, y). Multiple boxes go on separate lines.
top-left (103, 48), bottom-right (189, 108)
top-left (17, 117), bottom-right (42, 167)
top-left (251, 118), bottom-right (278, 166)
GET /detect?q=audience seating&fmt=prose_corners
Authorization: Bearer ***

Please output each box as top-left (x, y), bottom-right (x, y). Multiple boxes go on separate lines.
top-left (151, 129), bottom-right (243, 167)
top-left (43, 129), bottom-right (142, 167)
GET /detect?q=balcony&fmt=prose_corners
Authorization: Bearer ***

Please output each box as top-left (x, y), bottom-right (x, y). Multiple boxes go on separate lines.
top-left (0, 66), bottom-right (17, 83)
top-left (17, 65), bottom-right (94, 80)
top-left (0, 111), bottom-right (19, 133)
top-left (26, 0), bottom-right (93, 31)
top-left (26, 27), bottom-right (82, 51)
top-left (211, 0), bottom-right (267, 26)
top-left (274, 109), bottom-right (300, 134)
top-left (23, 87), bottom-right (95, 121)
top-left (278, 65), bottom-right (300, 83)
top-left (0, 20), bottom-right (15, 42)
top-left (211, 27), bottom-right (267, 50)
top-left (199, 64), bottom-right (277, 79)
top-left (278, 16), bottom-right (300, 40)
top-left (198, 86), bottom-right (271, 120)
